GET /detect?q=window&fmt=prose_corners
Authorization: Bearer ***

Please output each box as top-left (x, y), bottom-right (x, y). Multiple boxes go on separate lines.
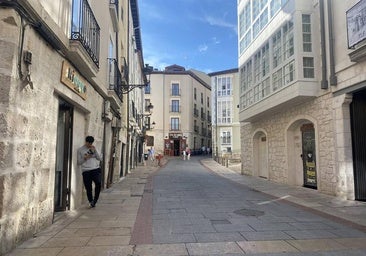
top-left (272, 68), bottom-right (282, 91)
top-left (170, 118), bottom-right (180, 130)
top-left (222, 131), bottom-right (231, 144)
top-left (272, 30), bottom-right (282, 68)
top-left (217, 100), bottom-right (232, 124)
top-left (284, 60), bottom-right (295, 84)
top-left (201, 93), bottom-right (203, 104)
top-left (283, 20), bottom-right (294, 59)
top-left (262, 43), bottom-right (269, 77)
top-left (270, 0), bottom-right (281, 17)
top-left (254, 51), bottom-right (261, 83)
top-left (303, 57), bottom-right (314, 78)
top-left (239, 2), bottom-right (251, 37)
top-left (240, 60), bottom-right (252, 94)
top-left (145, 82), bottom-right (151, 94)
top-left (171, 100), bottom-right (180, 112)
top-left (240, 30), bottom-right (252, 55)
top-left (262, 78), bottom-right (270, 98)
top-left (145, 99), bottom-right (151, 112)
top-left (254, 83), bottom-right (262, 102)
top-left (260, 8), bottom-right (268, 29)
top-left (302, 14), bottom-right (312, 52)
top-left (253, 18), bottom-right (261, 38)
top-left (217, 76), bottom-right (232, 96)
top-left (171, 83), bottom-right (180, 96)
top-left (194, 88), bottom-right (197, 100)
top-left (207, 97), bottom-right (210, 107)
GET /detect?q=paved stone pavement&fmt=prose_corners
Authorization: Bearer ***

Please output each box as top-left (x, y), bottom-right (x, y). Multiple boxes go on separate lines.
top-left (6, 156), bottom-right (366, 256)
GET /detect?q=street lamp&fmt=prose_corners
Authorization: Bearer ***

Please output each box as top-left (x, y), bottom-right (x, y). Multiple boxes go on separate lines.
top-left (121, 64), bottom-right (153, 94)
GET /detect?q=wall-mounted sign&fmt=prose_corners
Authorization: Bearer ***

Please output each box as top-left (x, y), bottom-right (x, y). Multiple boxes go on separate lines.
top-left (347, 0), bottom-right (366, 48)
top-left (169, 133), bottom-right (182, 139)
top-left (60, 61), bottom-right (87, 100)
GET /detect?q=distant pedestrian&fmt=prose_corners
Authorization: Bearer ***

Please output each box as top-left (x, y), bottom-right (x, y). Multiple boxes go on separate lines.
top-left (149, 147), bottom-right (155, 161)
top-left (182, 149), bottom-right (186, 160)
top-left (77, 136), bottom-right (102, 208)
top-left (202, 145), bottom-right (206, 155)
top-left (186, 147), bottom-right (191, 160)
top-left (207, 147), bottom-right (211, 155)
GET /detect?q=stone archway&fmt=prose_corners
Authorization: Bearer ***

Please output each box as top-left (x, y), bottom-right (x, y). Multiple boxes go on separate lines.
top-left (253, 130), bottom-right (268, 179)
top-left (286, 118), bottom-right (316, 187)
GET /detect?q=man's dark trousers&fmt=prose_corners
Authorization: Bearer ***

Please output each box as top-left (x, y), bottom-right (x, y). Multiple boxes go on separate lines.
top-left (82, 168), bottom-right (101, 204)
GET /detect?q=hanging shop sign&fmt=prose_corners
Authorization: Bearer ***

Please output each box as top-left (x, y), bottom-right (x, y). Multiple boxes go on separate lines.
top-left (60, 61), bottom-right (87, 100)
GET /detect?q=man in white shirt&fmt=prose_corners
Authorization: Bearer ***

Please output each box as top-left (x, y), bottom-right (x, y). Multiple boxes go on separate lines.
top-left (77, 136), bottom-right (102, 208)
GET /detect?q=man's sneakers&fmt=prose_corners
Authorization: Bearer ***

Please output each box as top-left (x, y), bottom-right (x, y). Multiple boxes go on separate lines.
top-left (89, 201), bottom-right (96, 208)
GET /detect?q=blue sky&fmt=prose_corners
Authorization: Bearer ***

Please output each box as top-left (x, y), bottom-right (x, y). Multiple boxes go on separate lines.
top-left (139, 0), bottom-right (238, 73)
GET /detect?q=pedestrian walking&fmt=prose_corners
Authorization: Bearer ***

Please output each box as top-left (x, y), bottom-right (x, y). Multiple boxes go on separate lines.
top-left (186, 147), bottom-right (191, 160)
top-left (149, 146), bottom-right (155, 161)
top-left (207, 147), bottom-right (211, 155)
top-left (77, 136), bottom-right (102, 208)
top-left (202, 145), bottom-right (206, 155)
top-left (182, 149), bottom-right (186, 160)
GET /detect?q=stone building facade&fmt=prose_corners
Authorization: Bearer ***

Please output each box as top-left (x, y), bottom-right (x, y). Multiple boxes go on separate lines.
top-left (0, 0), bottom-right (147, 254)
top-left (145, 65), bottom-right (212, 156)
top-left (238, 0), bottom-right (366, 201)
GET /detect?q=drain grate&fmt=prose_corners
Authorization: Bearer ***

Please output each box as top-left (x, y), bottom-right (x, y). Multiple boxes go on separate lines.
top-left (233, 208), bottom-right (264, 217)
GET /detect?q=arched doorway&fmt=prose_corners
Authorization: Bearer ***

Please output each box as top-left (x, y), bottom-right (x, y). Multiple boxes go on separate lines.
top-left (286, 119), bottom-right (317, 189)
top-left (253, 130), bottom-right (268, 179)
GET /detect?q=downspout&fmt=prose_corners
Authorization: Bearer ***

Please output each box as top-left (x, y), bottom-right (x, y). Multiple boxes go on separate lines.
top-left (125, 1), bottom-right (130, 175)
top-left (327, 0), bottom-right (337, 86)
top-left (319, 0), bottom-right (328, 89)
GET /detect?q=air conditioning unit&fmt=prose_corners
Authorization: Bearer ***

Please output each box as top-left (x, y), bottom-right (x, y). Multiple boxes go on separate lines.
top-left (103, 100), bottom-right (112, 121)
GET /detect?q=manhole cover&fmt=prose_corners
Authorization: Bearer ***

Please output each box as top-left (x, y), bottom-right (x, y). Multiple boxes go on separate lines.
top-left (233, 208), bottom-right (264, 217)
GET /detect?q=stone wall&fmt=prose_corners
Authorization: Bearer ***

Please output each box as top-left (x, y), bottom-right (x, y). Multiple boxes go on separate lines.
top-left (241, 92), bottom-right (339, 196)
top-left (0, 9), bottom-right (57, 253)
top-left (0, 9), bottom-right (106, 254)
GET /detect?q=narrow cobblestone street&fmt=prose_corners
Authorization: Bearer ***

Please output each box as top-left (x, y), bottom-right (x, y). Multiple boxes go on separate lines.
top-left (7, 156), bottom-right (366, 256)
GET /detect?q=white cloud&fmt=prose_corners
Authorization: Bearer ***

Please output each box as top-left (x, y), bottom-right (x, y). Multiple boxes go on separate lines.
top-left (199, 44), bottom-right (208, 52)
top-left (203, 15), bottom-right (237, 34)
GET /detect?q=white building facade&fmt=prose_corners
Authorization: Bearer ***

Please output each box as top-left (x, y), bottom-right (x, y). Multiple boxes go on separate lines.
top-left (209, 69), bottom-right (241, 162)
top-left (238, 0), bottom-right (366, 200)
top-left (145, 65), bottom-right (211, 156)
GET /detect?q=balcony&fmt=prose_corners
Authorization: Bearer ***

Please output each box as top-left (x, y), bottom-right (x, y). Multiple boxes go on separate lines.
top-left (201, 112), bottom-right (206, 121)
top-left (170, 105), bottom-right (181, 113)
top-left (171, 89), bottom-right (181, 96)
top-left (240, 80), bottom-right (319, 122)
top-left (170, 124), bottom-right (181, 131)
top-left (108, 58), bottom-right (123, 102)
top-left (207, 115), bottom-right (212, 122)
top-left (193, 108), bottom-right (199, 117)
top-left (69, 0), bottom-right (100, 77)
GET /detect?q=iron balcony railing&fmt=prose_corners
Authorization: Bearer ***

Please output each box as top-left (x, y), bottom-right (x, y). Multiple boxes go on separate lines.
top-left (170, 105), bottom-right (181, 113)
top-left (71, 0), bottom-right (100, 67)
top-left (108, 58), bottom-right (123, 101)
top-left (170, 124), bottom-right (181, 131)
top-left (194, 108), bottom-right (199, 117)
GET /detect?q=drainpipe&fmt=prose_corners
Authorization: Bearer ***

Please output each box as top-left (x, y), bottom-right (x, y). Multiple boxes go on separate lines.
top-left (327, 0), bottom-right (337, 86)
top-left (125, 1), bottom-right (130, 175)
top-left (319, 0), bottom-right (328, 89)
